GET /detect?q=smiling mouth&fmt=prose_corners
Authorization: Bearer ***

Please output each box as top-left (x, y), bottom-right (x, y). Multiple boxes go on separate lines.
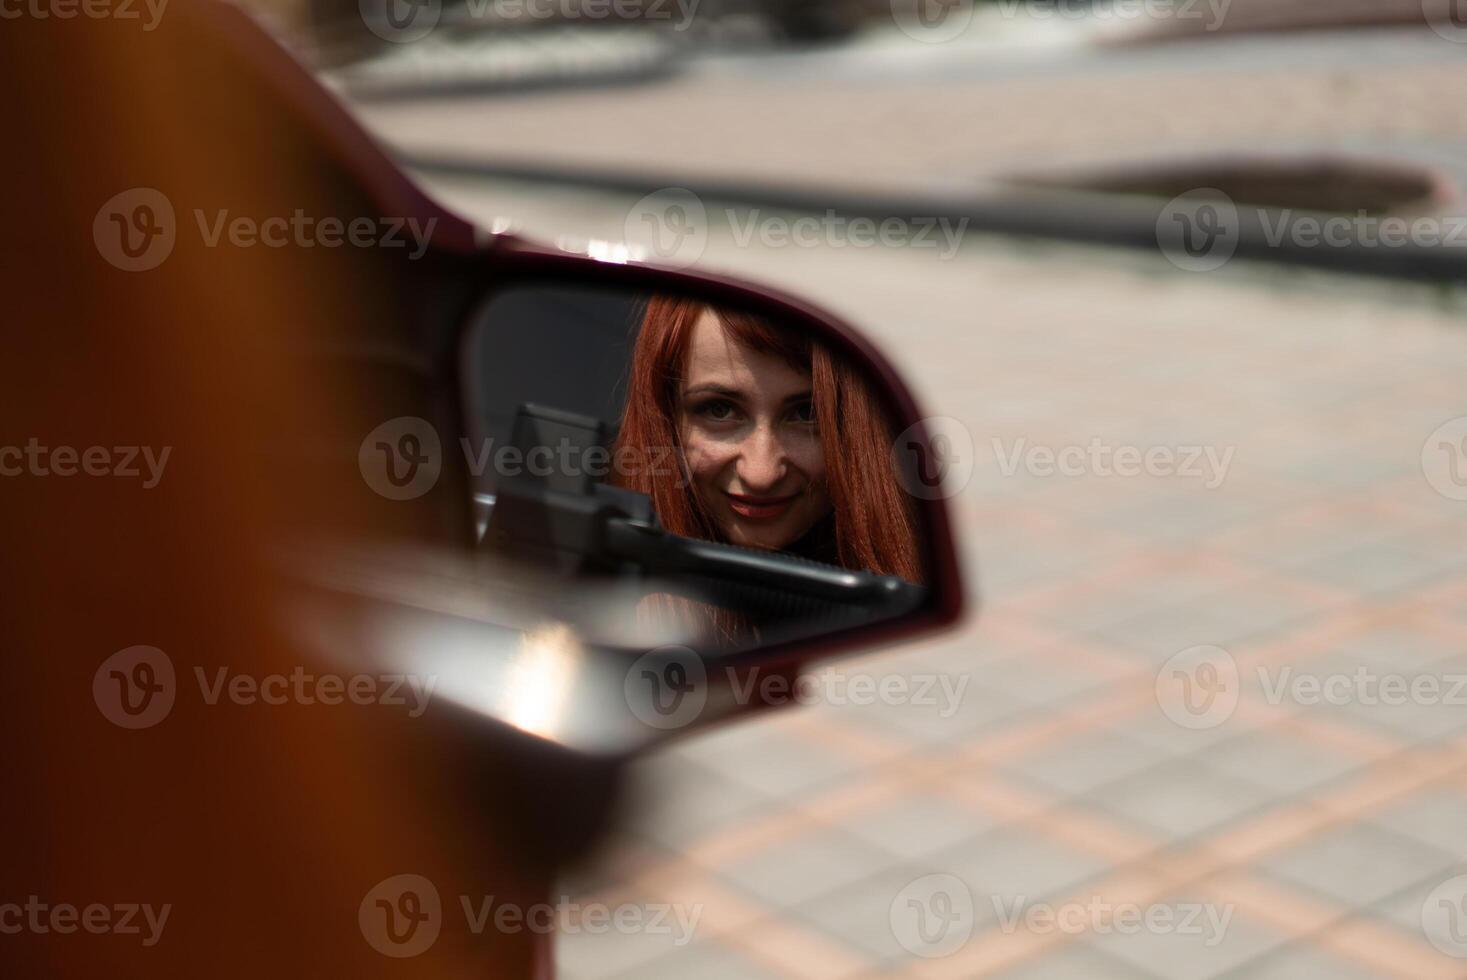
top-left (724, 491), bottom-right (799, 521)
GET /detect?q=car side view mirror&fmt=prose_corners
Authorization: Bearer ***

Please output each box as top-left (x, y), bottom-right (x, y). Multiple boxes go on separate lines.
top-left (142, 0), bottom-right (967, 752)
top-left (303, 247), bottom-right (967, 755)
top-left (464, 271), bottom-right (956, 642)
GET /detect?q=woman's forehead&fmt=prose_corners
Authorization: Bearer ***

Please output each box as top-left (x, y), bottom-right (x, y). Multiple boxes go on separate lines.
top-left (683, 307), bottom-right (810, 395)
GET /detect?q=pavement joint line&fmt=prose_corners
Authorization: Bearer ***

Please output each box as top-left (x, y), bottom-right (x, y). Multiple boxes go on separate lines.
top-left (1193, 872), bottom-right (1460, 980)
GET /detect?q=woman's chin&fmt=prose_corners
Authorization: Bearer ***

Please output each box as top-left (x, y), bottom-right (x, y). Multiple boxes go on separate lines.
top-left (719, 519), bottom-right (798, 552)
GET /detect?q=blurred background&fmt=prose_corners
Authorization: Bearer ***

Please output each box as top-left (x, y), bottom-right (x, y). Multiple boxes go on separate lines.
top-left (248, 1), bottom-right (1467, 975)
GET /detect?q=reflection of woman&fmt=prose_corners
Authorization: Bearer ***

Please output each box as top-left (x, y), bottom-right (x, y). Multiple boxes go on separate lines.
top-left (613, 295), bottom-right (922, 588)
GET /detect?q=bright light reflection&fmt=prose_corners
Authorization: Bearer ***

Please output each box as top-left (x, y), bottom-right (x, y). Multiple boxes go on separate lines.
top-left (500, 623), bottom-right (582, 738)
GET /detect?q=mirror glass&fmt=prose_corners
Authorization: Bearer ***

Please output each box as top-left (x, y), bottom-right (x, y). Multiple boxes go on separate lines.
top-left (461, 282), bottom-right (935, 657)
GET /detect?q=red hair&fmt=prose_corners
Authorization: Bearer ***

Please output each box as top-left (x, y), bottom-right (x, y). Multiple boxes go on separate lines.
top-left (613, 295), bottom-right (922, 584)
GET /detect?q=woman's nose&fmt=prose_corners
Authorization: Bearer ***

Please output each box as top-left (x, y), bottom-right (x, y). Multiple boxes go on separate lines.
top-left (735, 424), bottom-right (788, 492)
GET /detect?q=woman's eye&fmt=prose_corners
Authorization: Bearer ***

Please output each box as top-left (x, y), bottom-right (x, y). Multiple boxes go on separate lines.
top-left (698, 399), bottom-right (737, 421)
top-left (788, 400), bottom-right (816, 424)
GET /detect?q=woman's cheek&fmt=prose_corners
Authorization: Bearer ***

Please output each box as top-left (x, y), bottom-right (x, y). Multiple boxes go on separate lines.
top-left (679, 431), bottom-right (730, 487)
top-left (789, 435), bottom-right (827, 486)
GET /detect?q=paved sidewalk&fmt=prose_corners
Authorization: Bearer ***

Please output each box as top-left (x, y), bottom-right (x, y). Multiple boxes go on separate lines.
top-left (426, 192), bottom-right (1467, 980)
top-left (383, 21), bottom-right (1467, 973)
top-left (356, 23), bottom-right (1467, 209)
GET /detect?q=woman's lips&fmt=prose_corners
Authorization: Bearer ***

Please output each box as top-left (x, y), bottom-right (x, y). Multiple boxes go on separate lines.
top-left (724, 491), bottom-right (798, 521)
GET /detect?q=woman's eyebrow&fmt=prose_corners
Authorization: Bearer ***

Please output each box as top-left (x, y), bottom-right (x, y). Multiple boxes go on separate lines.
top-left (682, 383), bottom-right (745, 399)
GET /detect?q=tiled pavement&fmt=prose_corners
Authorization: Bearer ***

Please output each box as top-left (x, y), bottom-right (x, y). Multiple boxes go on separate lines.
top-left (369, 22), bottom-right (1467, 977)
top-left (470, 224), bottom-right (1467, 980)
top-left (355, 21), bottom-right (1467, 214)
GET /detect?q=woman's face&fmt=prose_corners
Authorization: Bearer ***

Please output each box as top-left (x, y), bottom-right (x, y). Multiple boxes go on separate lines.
top-left (677, 308), bottom-right (830, 551)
